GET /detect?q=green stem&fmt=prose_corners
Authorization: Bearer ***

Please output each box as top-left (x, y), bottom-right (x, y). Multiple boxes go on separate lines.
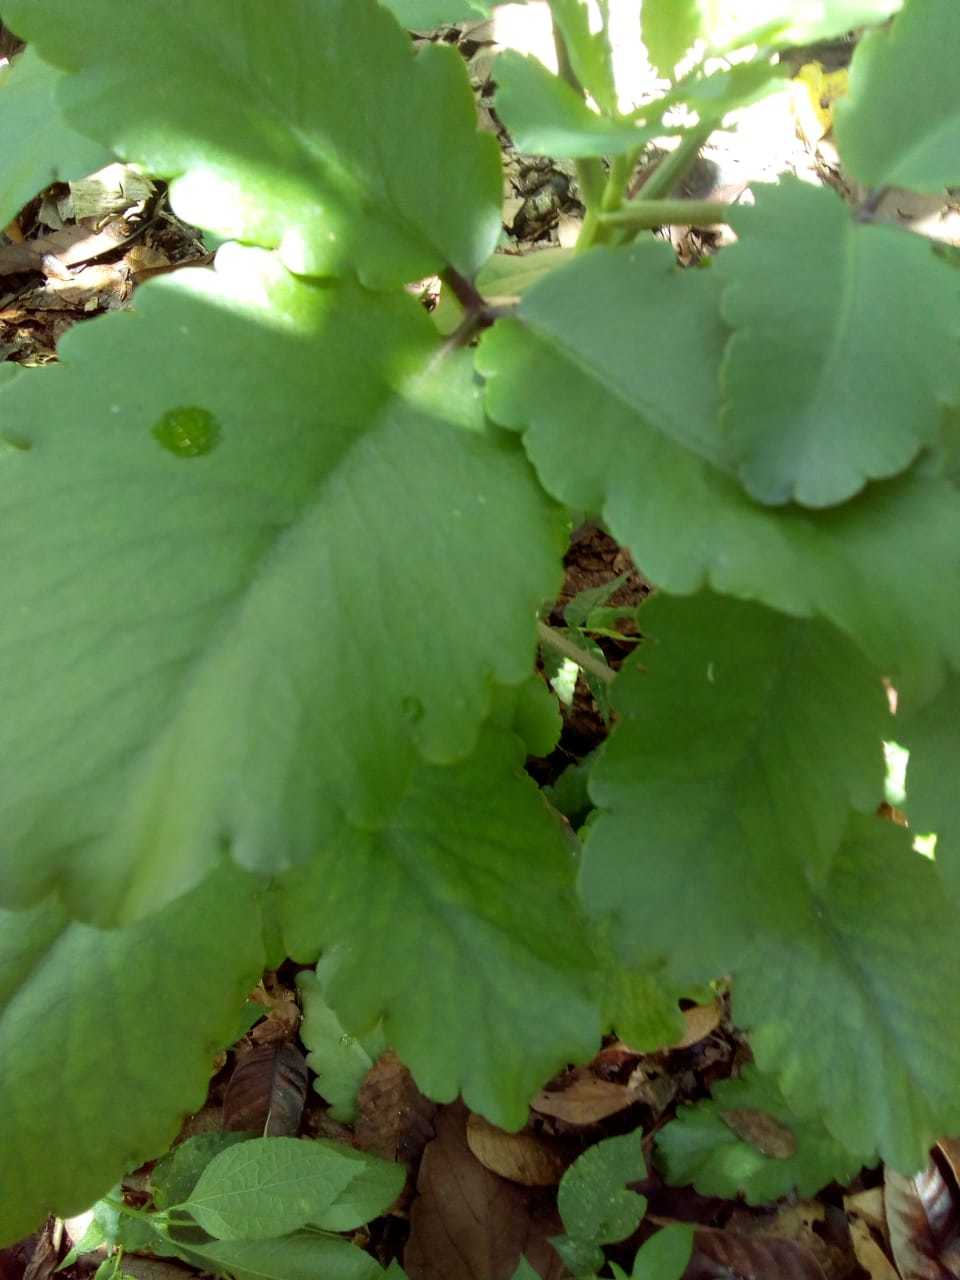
top-left (633, 122), bottom-right (714, 201)
top-left (598, 198), bottom-right (730, 230)
top-left (537, 621), bottom-right (616, 687)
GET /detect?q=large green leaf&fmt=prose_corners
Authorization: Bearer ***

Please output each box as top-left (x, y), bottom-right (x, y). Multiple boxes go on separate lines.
top-left (0, 866), bottom-right (263, 1245)
top-left (738, 814), bottom-right (960, 1171)
top-left (494, 51), bottom-right (660, 157)
top-left (656, 1065), bottom-right (868, 1204)
top-left (281, 726), bottom-right (601, 1129)
top-left (476, 248), bottom-right (960, 701)
top-left (380, 0), bottom-right (492, 26)
top-left (175, 1232), bottom-right (384, 1280)
top-left (718, 179), bottom-right (960, 507)
top-left (661, 0), bottom-right (901, 52)
top-left (3, 0), bottom-right (500, 285)
top-left (835, 0), bottom-right (960, 192)
top-left (899, 672), bottom-right (960, 899)
top-left (181, 1137), bottom-right (367, 1239)
top-left (0, 246), bottom-right (562, 922)
top-left (0, 47), bottom-right (112, 229)
top-left (579, 592), bottom-right (890, 980)
top-left (642, 0), bottom-right (702, 77)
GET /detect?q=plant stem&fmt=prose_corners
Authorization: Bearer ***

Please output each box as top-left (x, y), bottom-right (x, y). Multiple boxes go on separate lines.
top-left (537, 621), bottom-right (616, 686)
top-left (598, 198), bottom-right (729, 230)
top-left (632, 122), bottom-right (714, 201)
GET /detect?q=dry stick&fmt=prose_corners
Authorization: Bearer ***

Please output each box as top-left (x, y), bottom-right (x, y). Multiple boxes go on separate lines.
top-left (537, 621), bottom-right (616, 686)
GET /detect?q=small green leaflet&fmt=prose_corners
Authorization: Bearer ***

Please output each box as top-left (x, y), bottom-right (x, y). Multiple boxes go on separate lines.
top-left (739, 814), bottom-right (960, 1171)
top-left (0, 245), bottom-right (562, 922)
top-left (549, 0), bottom-right (618, 115)
top-left (179, 1137), bottom-right (368, 1239)
top-left (656, 1065), bottom-right (869, 1204)
top-left (477, 247), bottom-right (960, 702)
top-left (282, 726), bottom-right (601, 1130)
top-left (718, 178), bottom-right (960, 507)
top-left (494, 51), bottom-right (662, 157)
top-left (0, 47), bottom-right (112, 230)
top-left (642, 0), bottom-right (701, 78)
top-left (836, 0), bottom-right (960, 192)
top-left (647, 0), bottom-right (901, 54)
top-left (3, 0), bottom-right (500, 285)
top-left (900, 673), bottom-right (960, 898)
top-left (611, 1225), bottom-right (695, 1280)
top-left (580, 591), bottom-right (890, 981)
top-left (297, 964), bottom-right (387, 1124)
top-left (557, 1131), bottom-right (647, 1244)
top-left (0, 866), bottom-right (263, 1245)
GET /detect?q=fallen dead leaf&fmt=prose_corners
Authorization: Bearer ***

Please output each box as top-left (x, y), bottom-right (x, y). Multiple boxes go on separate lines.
top-left (845, 1188), bottom-right (887, 1234)
top-left (885, 1155), bottom-right (960, 1280)
top-left (848, 1216), bottom-right (899, 1280)
top-left (466, 1114), bottom-right (567, 1187)
top-left (720, 1107), bottom-right (797, 1159)
top-left (355, 1051), bottom-right (436, 1166)
top-left (673, 1003), bottom-right (722, 1050)
top-left (404, 1102), bottom-right (563, 1280)
top-left (532, 1072), bottom-right (646, 1126)
top-left (690, 1225), bottom-right (829, 1280)
top-left (0, 219), bottom-right (133, 277)
top-left (223, 1041), bottom-right (308, 1137)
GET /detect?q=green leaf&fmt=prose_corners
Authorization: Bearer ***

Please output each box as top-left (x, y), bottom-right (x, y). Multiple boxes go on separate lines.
top-left (511, 674), bottom-right (563, 757)
top-left (0, 245), bottom-right (562, 922)
top-left (180, 1137), bottom-right (360, 1240)
top-left (603, 962), bottom-right (684, 1052)
top-left (177, 1231), bottom-right (384, 1280)
top-left (478, 247), bottom-right (576, 300)
top-left (545, 750), bottom-right (598, 827)
top-left (642, 0), bottom-right (701, 77)
top-left (0, 47), bottom-right (112, 229)
top-left (380, 0), bottom-right (492, 27)
top-left (282, 726), bottom-right (601, 1129)
top-left (682, 0), bottom-right (901, 52)
top-left (549, 0), bottom-right (618, 115)
top-left (0, 866), bottom-right (263, 1246)
top-left (297, 967), bottom-right (386, 1125)
top-left (3, 0), bottom-right (500, 285)
top-left (737, 814), bottom-right (960, 1171)
top-left (152, 1133), bottom-right (257, 1210)
top-left (836, 0), bottom-right (960, 192)
top-left (580, 592), bottom-right (890, 981)
top-left (494, 51), bottom-right (662, 157)
top-left (628, 1225), bottom-right (695, 1280)
top-left (308, 1142), bottom-right (405, 1231)
top-left (549, 1234), bottom-right (605, 1277)
top-left (510, 1260), bottom-right (542, 1280)
top-left (718, 179), bottom-right (960, 507)
top-left (557, 1131), bottom-right (647, 1244)
top-left (900, 673), bottom-right (960, 896)
top-left (477, 247), bottom-right (960, 701)
top-left (656, 1066), bottom-right (868, 1204)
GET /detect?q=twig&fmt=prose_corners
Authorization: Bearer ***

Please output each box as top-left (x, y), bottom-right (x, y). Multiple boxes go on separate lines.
top-left (537, 621), bottom-right (616, 686)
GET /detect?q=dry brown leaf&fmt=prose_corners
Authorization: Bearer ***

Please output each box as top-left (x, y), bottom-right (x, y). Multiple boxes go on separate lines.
top-left (466, 1114), bottom-right (567, 1187)
top-left (689, 1226), bottom-right (829, 1280)
top-left (720, 1107), bottom-right (797, 1159)
top-left (0, 220), bottom-right (133, 277)
top-left (845, 1188), bottom-right (887, 1233)
top-left (21, 1220), bottom-right (59, 1280)
top-left (885, 1156), bottom-right (960, 1280)
top-left (848, 1216), bottom-right (899, 1280)
top-left (673, 1003), bottom-right (722, 1049)
top-left (404, 1102), bottom-right (563, 1280)
top-left (223, 1041), bottom-right (308, 1137)
top-left (355, 1050), bottom-right (436, 1166)
top-left (532, 1073), bottom-right (645, 1126)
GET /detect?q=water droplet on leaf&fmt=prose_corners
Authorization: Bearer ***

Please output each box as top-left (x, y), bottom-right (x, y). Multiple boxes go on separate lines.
top-left (151, 406), bottom-right (221, 457)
